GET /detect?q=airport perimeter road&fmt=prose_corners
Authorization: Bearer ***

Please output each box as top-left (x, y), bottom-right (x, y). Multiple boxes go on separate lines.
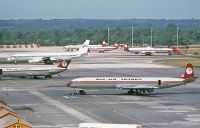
top-left (0, 50), bottom-right (200, 128)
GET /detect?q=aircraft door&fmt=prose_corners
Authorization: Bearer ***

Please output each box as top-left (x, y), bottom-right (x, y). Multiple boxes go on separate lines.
top-left (0, 69), bottom-right (2, 80)
top-left (158, 80), bottom-right (161, 85)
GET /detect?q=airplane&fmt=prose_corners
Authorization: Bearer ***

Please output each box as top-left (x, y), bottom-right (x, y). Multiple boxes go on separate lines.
top-left (90, 42), bottom-right (118, 53)
top-left (0, 60), bottom-right (71, 79)
top-left (124, 44), bottom-right (182, 56)
top-left (67, 63), bottom-right (195, 95)
top-left (7, 40), bottom-right (90, 64)
top-left (63, 41), bottom-right (118, 53)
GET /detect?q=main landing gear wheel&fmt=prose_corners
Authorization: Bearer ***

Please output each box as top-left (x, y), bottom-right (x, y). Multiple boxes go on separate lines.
top-left (128, 89), bottom-right (152, 95)
top-left (79, 90), bottom-right (86, 95)
top-left (71, 90), bottom-right (86, 95)
top-left (45, 75), bottom-right (52, 78)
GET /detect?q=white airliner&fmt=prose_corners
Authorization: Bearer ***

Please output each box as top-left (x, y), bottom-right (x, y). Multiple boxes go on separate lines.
top-left (64, 41), bottom-right (118, 53)
top-left (1, 60), bottom-right (71, 79)
top-left (67, 63), bottom-right (195, 95)
top-left (7, 40), bottom-right (90, 64)
top-left (124, 44), bottom-right (182, 55)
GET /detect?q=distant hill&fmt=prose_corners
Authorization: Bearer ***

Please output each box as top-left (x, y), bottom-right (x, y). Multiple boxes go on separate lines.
top-left (0, 19), bottom-right (199, 46)
top-left (0, 19), bottom-right (200, 29)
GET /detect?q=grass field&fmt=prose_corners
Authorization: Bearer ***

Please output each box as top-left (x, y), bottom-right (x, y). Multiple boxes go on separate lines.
top-left (154, 58), bottom-right (200, 68)
top-left (153, 47), bottom-right (200, 68)
top-left (180, 47), bottom-right (200, 55)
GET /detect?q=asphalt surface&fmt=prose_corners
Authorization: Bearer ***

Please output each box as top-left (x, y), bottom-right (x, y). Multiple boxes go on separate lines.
top-left (0, 49), bottom-right (200, 128)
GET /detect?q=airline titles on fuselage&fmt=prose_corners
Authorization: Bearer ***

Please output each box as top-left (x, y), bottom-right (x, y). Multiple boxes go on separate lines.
top-left (4, 68), bottom-right (26, 71)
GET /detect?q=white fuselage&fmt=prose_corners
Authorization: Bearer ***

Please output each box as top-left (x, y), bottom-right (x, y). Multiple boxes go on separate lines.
top-left (67, 77), bottom-right (187, 89)
top-left (7, 52), bottom-right (80, 62)
top-left (1, 66), bottom-right (67, 77)
top-left (7, 39), bottom-right (89, 63)
top-left (128, 46), bottom-right (173, 55)
top-left (64, 45), bottom-right (117, 52)
top-left (90, 46), bottom-right (117, 52)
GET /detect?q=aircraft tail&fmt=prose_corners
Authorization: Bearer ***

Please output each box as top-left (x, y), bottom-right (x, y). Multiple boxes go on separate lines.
top-left (171, 46), bottom-right (182, 55)
top-left (102, 41), bottom-right (107, 47)
top-left (76, 40), bottom-right (90, 56)
top-left (113, 42), bottom-right (119, 48)
top-left (81, 40), bottom-right (90, 47)
top-left (124, 43), bottom-right (129, 51)
top-left (181, 63), bottom-right (194, 79)
top-left (57, 60), bottom-right (71, 68)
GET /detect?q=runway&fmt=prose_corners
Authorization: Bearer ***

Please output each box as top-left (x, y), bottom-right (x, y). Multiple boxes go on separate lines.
top-left (0, 49), bottom-right (200, 128)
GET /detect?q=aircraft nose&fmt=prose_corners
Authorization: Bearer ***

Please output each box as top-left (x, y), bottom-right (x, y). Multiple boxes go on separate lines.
top-left (66, 81), bottom-right (73, 87)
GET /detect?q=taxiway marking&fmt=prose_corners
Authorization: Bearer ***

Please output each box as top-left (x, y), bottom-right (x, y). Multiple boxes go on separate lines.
top-left (30, 91), bottom-right (98, 123)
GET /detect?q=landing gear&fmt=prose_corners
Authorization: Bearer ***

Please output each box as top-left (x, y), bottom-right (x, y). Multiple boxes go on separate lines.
top-left (45, 75), bottom-right (52, 78)
top-left (71, 89), bottom-right (86, 95)
top-left (145, 52), bottom-right (152, 56)
top-left (44, 59), bottom-right (53, 65)
top-left (79, 90), bottom-right (86, 95)
top-left (99, 50), bottom-right (104, 53)
top-left (127, 89), bottom-right (153, 95)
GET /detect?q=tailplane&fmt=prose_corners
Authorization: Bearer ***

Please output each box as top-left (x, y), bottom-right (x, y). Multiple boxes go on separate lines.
top-left (77, 40), bottom-right (90, 56)
top-left (57, 60), bottom-right (71, 68)
top-left (181, 63), bottom-right (194, 79)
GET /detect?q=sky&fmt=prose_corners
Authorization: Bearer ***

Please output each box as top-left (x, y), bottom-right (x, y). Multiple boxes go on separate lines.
top-left (0, 0), bottom-right (199, 20)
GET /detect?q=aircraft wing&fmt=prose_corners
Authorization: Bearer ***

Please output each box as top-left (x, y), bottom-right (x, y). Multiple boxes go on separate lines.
top-left (42, 57), bottom-right (57, 61)
top-left (116, 84), bottom-right (158, 90)
top-left (28, 57), bottom-right (57, 64)
top-left (29, 56), bottom-right (72, 64)
top-left (28, 57), bottom-right (44, 63)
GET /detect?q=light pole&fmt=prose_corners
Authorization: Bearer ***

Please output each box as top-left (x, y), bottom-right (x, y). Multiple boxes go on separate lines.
top-left (131, 27), bottom-right (133, 47)
top-left (177, 27), bottom-right (179, 48)
top-left (150, 27), bottom-right (153, 47)
top-left (107, 27), bottom-right (110, 44)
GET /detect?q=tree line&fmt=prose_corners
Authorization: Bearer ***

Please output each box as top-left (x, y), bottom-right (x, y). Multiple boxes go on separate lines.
top-left (0, 23), bottom-right (200, 46)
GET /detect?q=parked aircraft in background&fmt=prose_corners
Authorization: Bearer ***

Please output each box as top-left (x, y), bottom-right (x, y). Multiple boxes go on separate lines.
top-left (0, 60), bottom-right (71, 79)
top-left (63, 41), bottom-right (106, 51)
top-left (7, 40), bottom-right (90, 64)
top-left (124, 44), bottom-right (182, 55)
top-left (63, 41), bottom-right (118, 53)
top-left (67, 63), bottom-right (195, 95)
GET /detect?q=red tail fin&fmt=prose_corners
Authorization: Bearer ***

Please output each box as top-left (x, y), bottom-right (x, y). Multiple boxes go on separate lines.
top-left (171, 46), bottom-right (182, 55)
top-left (113, 42), bottom-right (119, 48)
top-left (57, 60), bottom-right (71, 68)
top-left (124, 43), bottom-right (129, 51)
top-left (181, 63), bottom-right (194, 79)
